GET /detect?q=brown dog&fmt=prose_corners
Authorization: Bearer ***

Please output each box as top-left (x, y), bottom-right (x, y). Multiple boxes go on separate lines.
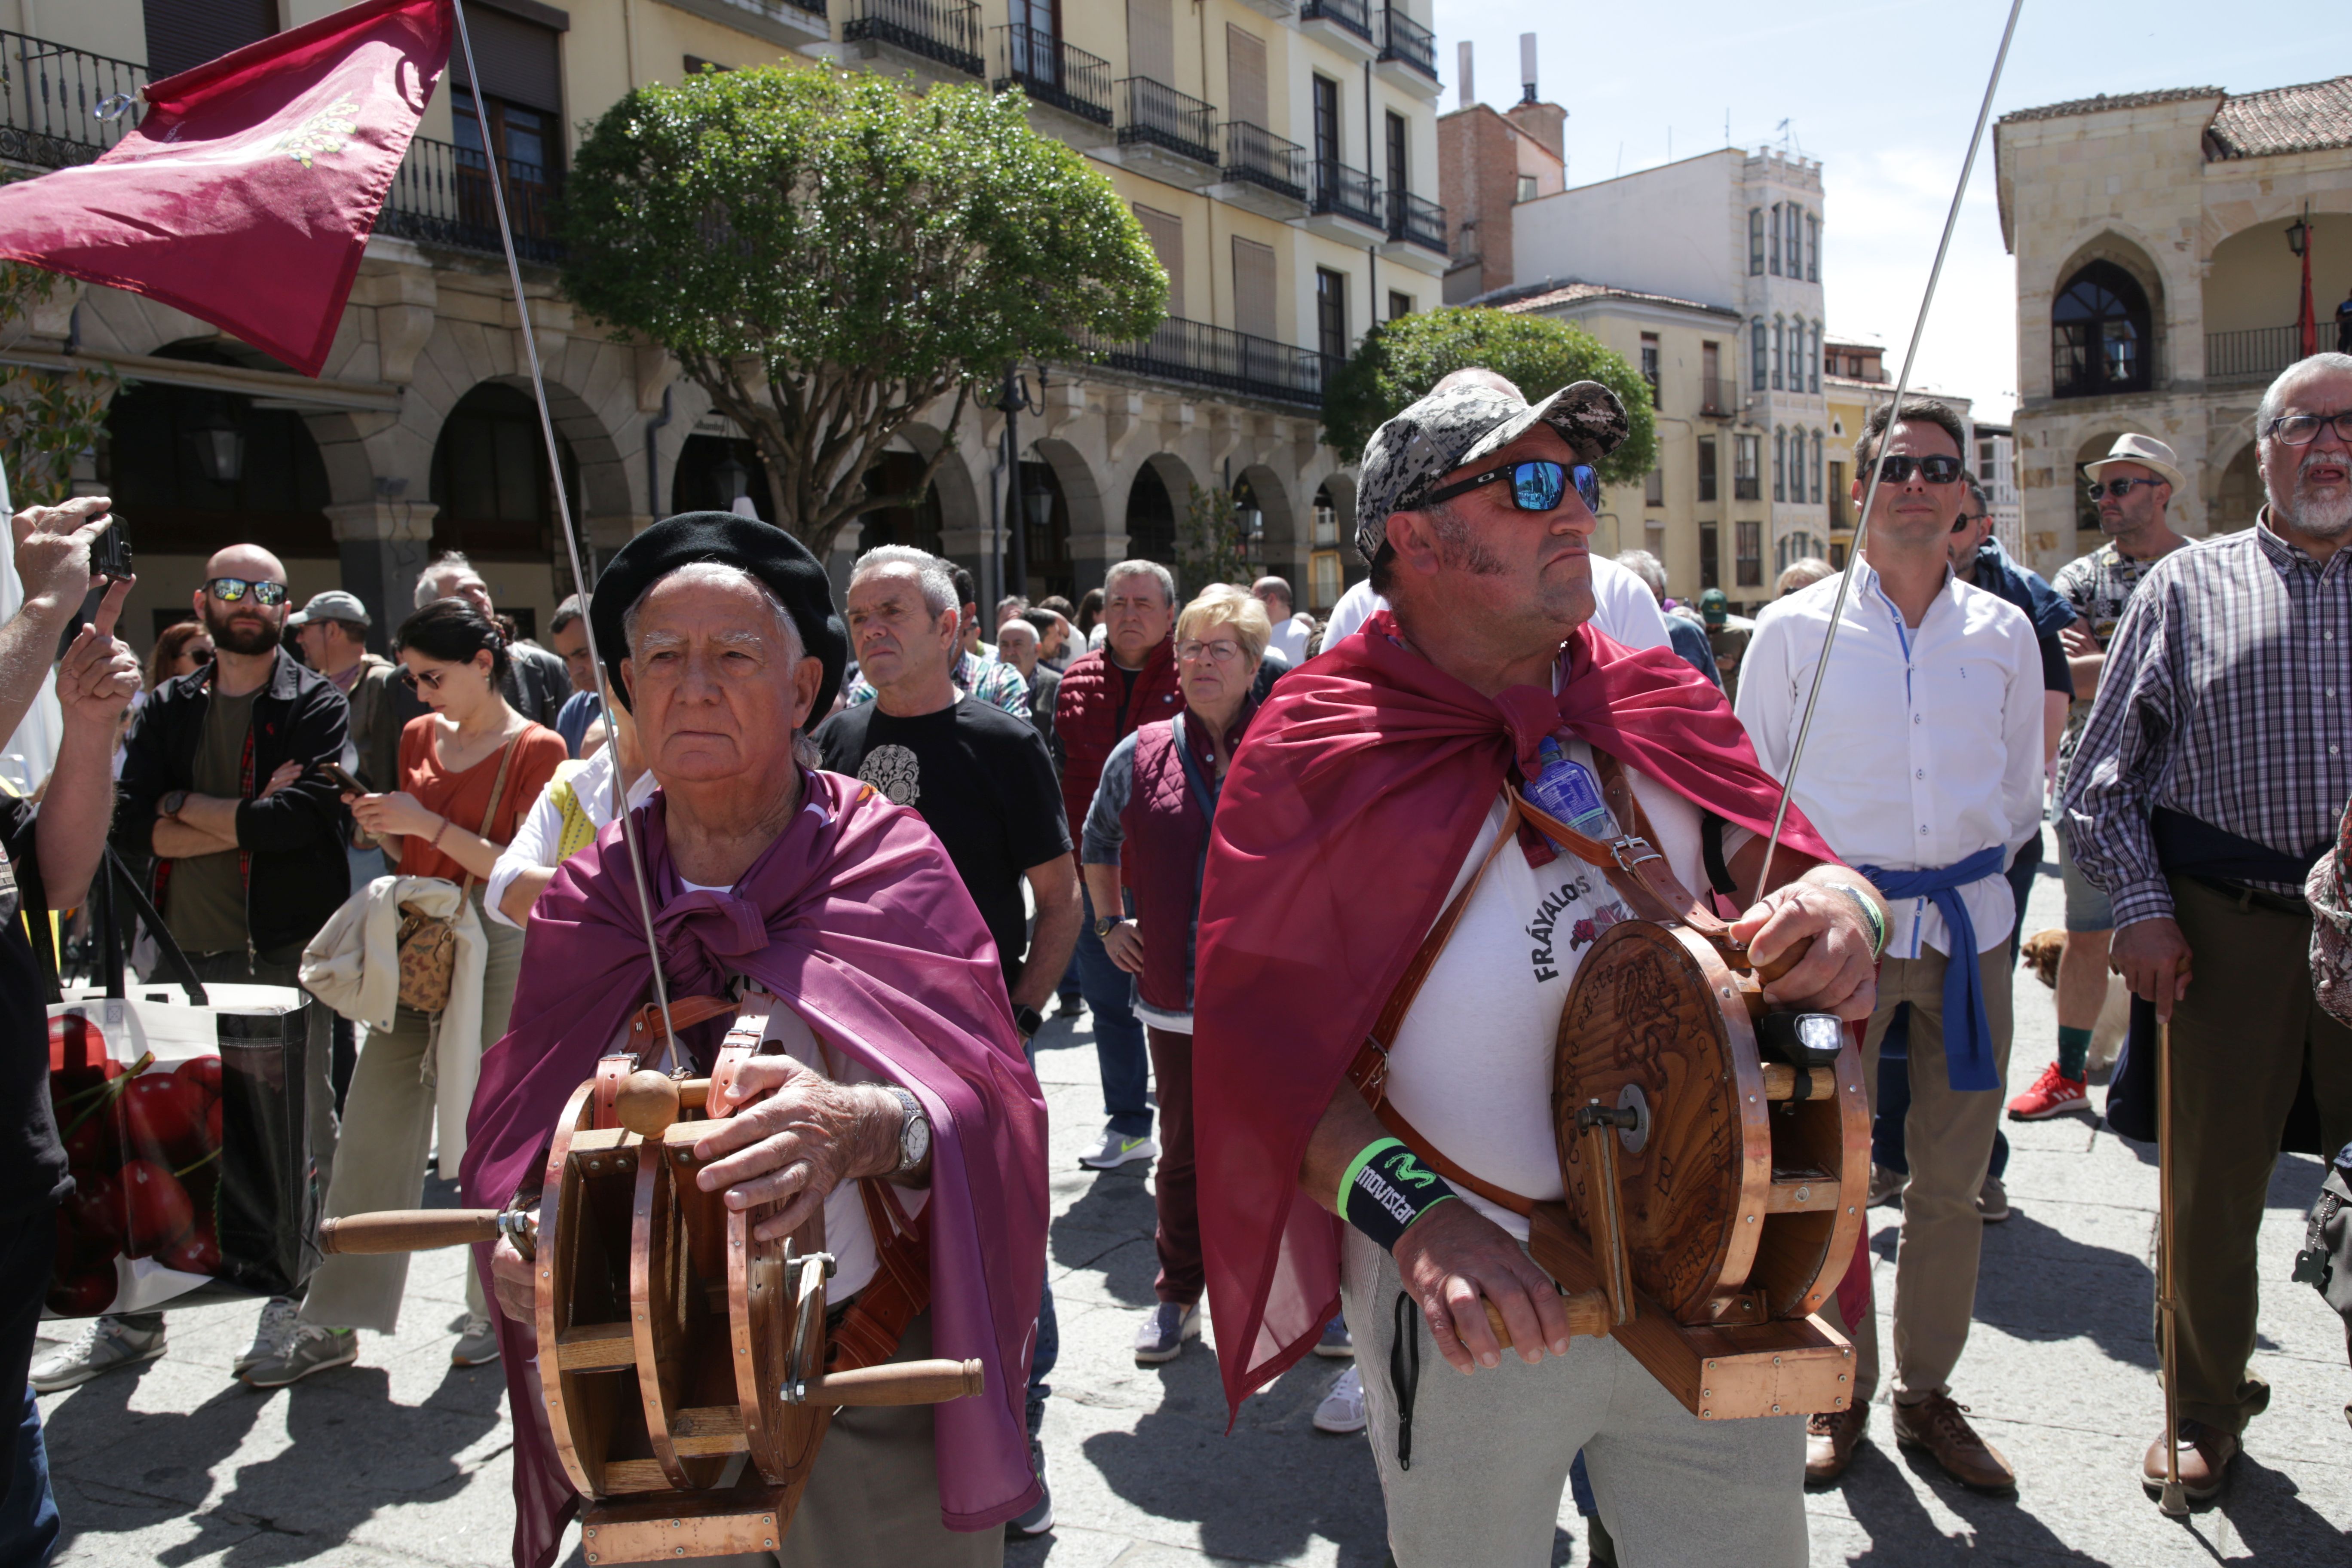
top-left (2019, 928), bottom-right (2126, 1074)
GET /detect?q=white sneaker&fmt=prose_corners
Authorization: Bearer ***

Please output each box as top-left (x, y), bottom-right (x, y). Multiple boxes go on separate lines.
top-left (1133, 1301), bottom-right (1200, 1363)
top-left (240, 1323), bottom-right (358, 1388)
top-left (452, 1314), bottom-right (502, 1367)
top-left (30, 1316), bottom-right (166, 1393)
top-left (1078, 1124), bottom-right (1160, 1170)
top-left (235, 1297), bottom-right (300, 1376)
top-left (1314, 1365), bottom-right (1366, 1434)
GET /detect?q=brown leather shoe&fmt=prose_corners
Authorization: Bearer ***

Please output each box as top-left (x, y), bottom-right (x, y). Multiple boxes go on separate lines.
top-left (1892, 1392), bottom-right (2016, 1492)
top-left (1805, 1401), bottom-right (1868, 1485)
top-left (2141, 1419), bottom-right (2237, 1501)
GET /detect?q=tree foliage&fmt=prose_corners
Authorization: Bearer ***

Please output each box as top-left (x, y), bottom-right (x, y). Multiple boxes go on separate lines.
top-left (1177, 484), bottom-right (1250, 599)
top-left (0, 264), bottom-right (113, 506)
top-left (560, 66), bottom-right (1167, 558)
top-left (1321, 308), bottom-right (1657, 486)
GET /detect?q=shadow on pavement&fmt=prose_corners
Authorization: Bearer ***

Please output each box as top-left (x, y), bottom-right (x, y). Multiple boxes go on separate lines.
top-left (1050, 1163), bottom-right (1161, 1308)
top-left (1833, 1437), bottom-right (2105, 1564)
top-left (1972, 1209), bottom-right (2159, 1370)
top-left (2198, 1450), bottom-right (2351, 1567)
top-left (44, 1368), bottom-right (272, 1564)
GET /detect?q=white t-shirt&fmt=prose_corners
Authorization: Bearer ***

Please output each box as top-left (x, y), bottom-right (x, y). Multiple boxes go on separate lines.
top-left (1268, 612), bottom-right (1314, 668)
top-left (484, 749), bottom-right (657, 928)
top-left (1381, 740), bottom-right (1747, 1242)
top-left (1320, 554), bottom-right (1676, 654)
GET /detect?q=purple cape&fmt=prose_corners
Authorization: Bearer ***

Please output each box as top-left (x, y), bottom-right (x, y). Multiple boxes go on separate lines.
top-left (461, 769), bottom-right (1048, 1568)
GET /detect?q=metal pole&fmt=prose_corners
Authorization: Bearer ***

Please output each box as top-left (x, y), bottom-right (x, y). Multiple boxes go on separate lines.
top-left (1754, 0), bottom-right (2026, 897)
top-left (2156, 1015), bottom-right (2190, 1516)
top-left (1004, 368), bottom-right (1029, 602)
top-left (449, 0), bottom-right (680, 1062)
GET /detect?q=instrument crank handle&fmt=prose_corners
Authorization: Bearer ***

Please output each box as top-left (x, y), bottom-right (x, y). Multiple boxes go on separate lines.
top-left (785, 1358), bottom-right (987, 1408)
top-left (1481, 1290), bottom-right (1612, 1349)
top-left (319, 1208), bottom-right (539, 1260)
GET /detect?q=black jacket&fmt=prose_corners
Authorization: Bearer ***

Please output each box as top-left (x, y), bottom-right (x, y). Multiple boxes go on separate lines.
top-left (113, 650), bottom-right (353, 956)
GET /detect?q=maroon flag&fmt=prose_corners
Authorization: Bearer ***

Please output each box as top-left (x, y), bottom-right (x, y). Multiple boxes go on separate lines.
top-left (0, 0), bottom-right (450, 377)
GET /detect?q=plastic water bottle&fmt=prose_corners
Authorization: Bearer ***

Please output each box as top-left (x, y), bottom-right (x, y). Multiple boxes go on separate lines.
top-left (1520, 736), bottom-right (1622, 842)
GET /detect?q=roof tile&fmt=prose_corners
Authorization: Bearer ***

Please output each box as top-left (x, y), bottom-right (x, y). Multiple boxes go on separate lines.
top-left (2205, 75), bottom-right (2352, 159)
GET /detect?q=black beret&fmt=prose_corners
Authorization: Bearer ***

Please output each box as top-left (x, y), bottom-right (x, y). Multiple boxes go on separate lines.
top-left (588, 511), bottom-right (847, 717)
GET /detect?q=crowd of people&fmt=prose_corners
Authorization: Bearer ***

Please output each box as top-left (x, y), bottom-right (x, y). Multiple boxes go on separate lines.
top-left (1, 350), bottom-right (2348, 1568)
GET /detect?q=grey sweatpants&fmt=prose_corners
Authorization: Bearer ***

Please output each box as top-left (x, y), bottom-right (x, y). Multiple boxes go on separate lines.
top-left (1341, 1226), bottom-right (1806, 1568)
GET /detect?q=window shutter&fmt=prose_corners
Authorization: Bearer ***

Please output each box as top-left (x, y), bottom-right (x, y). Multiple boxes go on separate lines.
top-left (1129, 0), bottom-right (1175, 84)
top-left (142, 0), bottom-right (276, 81)
top-left (451, 6), bottom-right (564, 113)
top-left (1227, 24), bottom-right (1268, 128)
top-left (1134, 205), bottom-right (1185, 318)
top-left (1232, 236), bottom-right (1276, 341)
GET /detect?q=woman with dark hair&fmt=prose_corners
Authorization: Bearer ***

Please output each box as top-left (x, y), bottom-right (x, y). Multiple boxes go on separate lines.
top-left (257, 599), bottom-right (565, 1386)
top-left (1077, 586), bottom-right (1106, 650)
top-left (144, 620), bottom-right (212, 692)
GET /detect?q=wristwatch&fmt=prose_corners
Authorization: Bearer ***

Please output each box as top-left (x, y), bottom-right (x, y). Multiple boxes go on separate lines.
top-left (1012, 1003), bottom-right (1044, 1039)
top-left (1092, 914), bottom-right (1121, 939)
top-left (159, 789), bottom-right (190, 819)
top-left (883, 1085), bottom-right (930, 1175)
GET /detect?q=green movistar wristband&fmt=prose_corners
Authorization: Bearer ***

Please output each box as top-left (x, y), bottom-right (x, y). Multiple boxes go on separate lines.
top-left (1339, 1136), bottom-right (1458, 1253)
top-left (1828, 882), bottom-right (1886, 958)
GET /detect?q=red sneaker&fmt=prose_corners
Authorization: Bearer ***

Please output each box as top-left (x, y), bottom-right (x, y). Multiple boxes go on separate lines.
top-left (2008, 1062), bottom-right (2089, 1121)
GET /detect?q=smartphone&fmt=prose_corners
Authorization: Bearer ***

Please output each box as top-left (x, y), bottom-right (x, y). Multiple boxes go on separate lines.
top-left (312, 760), bottom-right (367, 796)
top-left (89, 508), bottom-right (132, 581)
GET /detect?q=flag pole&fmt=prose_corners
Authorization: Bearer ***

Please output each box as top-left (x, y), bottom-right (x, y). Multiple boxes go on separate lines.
top-left (448, 0), bottom-right (680, 1063)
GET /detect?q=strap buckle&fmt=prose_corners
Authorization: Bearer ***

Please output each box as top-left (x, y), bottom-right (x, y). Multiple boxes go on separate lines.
top-left (1610, 836), bottom-right (1663, 876)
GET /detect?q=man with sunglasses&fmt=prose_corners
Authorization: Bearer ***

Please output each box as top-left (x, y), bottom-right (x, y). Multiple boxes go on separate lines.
top-left (1194, 378), bottom-right (1890, 1566)
top-left (49, 545), bottom-right (352, 1394)
top-left (1738, 397), bottom-right (2045, 1494)
top-left (2023, 436), bottom-right (2190, 1123)
top-left (2062, 355), bottom-right (2352, 1501)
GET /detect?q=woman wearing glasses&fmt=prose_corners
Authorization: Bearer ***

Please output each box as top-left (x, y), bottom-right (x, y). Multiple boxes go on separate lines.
top-left (263, 599), bottom-right (565, 1387)
top-left (1079, 584), bottom-right (1271, 1371)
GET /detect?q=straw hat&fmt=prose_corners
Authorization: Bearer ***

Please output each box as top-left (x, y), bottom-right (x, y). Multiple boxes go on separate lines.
top-left (2084, 433), bottom-right (2184, 493)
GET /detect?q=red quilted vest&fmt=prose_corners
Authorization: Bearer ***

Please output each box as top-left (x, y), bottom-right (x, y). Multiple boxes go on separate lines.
top-left (1056, 638), bottom-right (1182, 864)
top-left (1123, 720), bottom-right (1207, 1015)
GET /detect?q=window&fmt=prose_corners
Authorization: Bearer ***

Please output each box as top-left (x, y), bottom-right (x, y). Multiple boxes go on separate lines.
top-left (1385, 110), bottom-right (1408, 199)
top-left (1226, 24), bottom-right (1269, 127)
top-left (1700, 521), bottom-right (1721, 588)
top-left (1810, 429), bottom-right (1824, 503)
top-left (1749, 209), bottom-right (1764, 275)
top-left (1809, 321), bottom-right (1822, 393)
top-left (1734, 434), bottom-right (1761, 501)
top-left (1701, 340), bottom-right (1721, 404)
top-left (1516, 174), bottom-right (1538, 203)
top-left (1312, 484), bottom-right (1339, 546)
top-left (1979, 439), bottom-right (1996, 471)
top-left (1751, 319), bottom-right (1767, 391)
top-left (1697, 435), bottom-right (1718, 502)
top-left (1314, 267), bottom-right (1348, 361)
top-left (452, 86), bottom-right (560, 243)
top-left (1232, 236), bottom-right (1276, 340)
top-left (1309, 551), bottom-right (1344, 612)
top-left (1828, 460), bottom-right (1849, 527)
top-left (1807, 212), bottom-right (1820, 282)
top-left (1640, 333), bottom-right (1660, 408)
top-left (1388, 289), bottom-right (1413, 321)
top-left (143, 0), bottom-right (276, 80)
top-left (1645, 465), bottom-right (1663, 506)
top-left (1311, 75), bottom-right (1341, 176)
top-left (1786, 205), bottom-right (1802, 278)
top-left (1736, 520), bottom-right (1763, 587)
top-left (1133, 204), bottom-right (1185, 318)
top-left (1773, 428), bottom-right (1786, 502)
top-left (1771, 318), bottom-right (1784, 391)
top-left (1768, 203), bottom-right (1781, 275)
top-left (2052, 260), bottom-right (2153, 397)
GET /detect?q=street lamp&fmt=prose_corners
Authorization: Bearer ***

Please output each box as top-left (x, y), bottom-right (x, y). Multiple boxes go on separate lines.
top-left (2287, 212), bottom-right (2309, 258)
top-left (995, 362), bottom-right (1049, 599)
top-left (187, 400), bottom-right (245, 484)
top-left (712, 451), bottom-right (750, 507)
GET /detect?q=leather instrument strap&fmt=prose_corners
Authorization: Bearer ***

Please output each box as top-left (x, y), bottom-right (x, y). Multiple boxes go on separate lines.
top-left (1346, 749), bottom-right (1741, 1218)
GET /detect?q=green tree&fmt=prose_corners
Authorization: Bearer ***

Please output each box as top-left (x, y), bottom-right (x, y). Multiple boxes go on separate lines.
top-left (1321, 307), bottom-right (1657, 487)
top-left (1176, 484), bottom-right (1249, 599)
top-left (0, 264), bottom-right (114, 507)
top-left (560, 66), bottom-right (1166, 560)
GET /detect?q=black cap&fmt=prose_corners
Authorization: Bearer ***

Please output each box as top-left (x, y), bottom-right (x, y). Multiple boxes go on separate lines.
top-left (588, 511), bottom-right (847, 717)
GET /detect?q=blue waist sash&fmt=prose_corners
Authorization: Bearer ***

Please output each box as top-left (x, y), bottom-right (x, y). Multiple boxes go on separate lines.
top-left (1858, 844), bottom-right (2008, 1091)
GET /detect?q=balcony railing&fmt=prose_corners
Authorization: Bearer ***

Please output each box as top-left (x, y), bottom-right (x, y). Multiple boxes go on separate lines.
top-left (2208, 322), bottom-right (2334, 383)
top-left (1300, 0), bottom-right (1375, 44)
top-left (1117, 77), bottom-right (1217, 166)
top-left (992, 23), bottom-right (1112, 127)
top-left (1698, 377), bottom-right (1742, 417)
top-left (842, 0), bottom-right (983, 77)
top-left (1384, 189), bottom-right (1445, 254)
top-left (380, 137), bottom-right (565, 264)
top-left (1087, 317), bottom-right (1338, 407)
top-left (1734, 476), bottom-right (1761, 502)
top-left (1312, 159), bottom-right (1381, 229)
top-left (1379, 6), bottom-right (1438, 80)
top-left (1221, 121), bottom-right (1306, 200)
top-left (0, 30), bottom-right (144, 172)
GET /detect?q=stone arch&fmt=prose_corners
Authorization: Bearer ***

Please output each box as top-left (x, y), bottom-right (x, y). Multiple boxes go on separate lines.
top-left (1237, 460), bottom-right (1298, 585)
top-left (1029, 437), bottom-right (1106, 601)
top-left (2202, 214), bottom-right (2352, 374)
top-left (2046, 229), bottom-right (2171, 389)
top-left (2212, 437), bottom-right (2263, 534)
top-left (1122, 452), bottom-right (1196, 570)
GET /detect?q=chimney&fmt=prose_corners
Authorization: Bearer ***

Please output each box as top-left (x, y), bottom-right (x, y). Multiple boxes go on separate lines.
top-left (1457, 40), bottom-right (1473, 111)
top-left (1519, 33), bottom-right (1537, 104)
top-left (1503, 33), bottom-right (1565, 163)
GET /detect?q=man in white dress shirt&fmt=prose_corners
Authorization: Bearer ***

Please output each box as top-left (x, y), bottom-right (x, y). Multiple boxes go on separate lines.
top-left (1737, 397), bottom-right (2043, 1494)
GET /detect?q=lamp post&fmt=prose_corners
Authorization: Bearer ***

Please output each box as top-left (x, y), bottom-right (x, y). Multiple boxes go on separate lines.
top-left (187, 398), bottom-right (245, 485)
top-left (995, 362), bottom-right (1048, 600)
top-left (712, 451), bottom-right (751, 512)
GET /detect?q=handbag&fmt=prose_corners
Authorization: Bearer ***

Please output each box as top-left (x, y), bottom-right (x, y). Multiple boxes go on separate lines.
top-left (395, 735), bottom-right (519, 1015)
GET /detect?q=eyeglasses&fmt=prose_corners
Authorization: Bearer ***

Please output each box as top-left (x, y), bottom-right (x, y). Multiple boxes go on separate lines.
top-left (1951, 511), bottom-right (1988, 533)
top-left (1424, 458), bottom-right (1603, 515)
top-left (205, 577), bottom-right (289, 606)
top-left (1177, 638), bottom-right (1245, 665)
top-left (1875, 454), bottom-right (1965, 486)
top-left (396, 666), bottom-right (448, 694)
top-left (2085, 477), bottom-right (2165, 499)
top-left (2262, 410), bottom-right (2352, 447)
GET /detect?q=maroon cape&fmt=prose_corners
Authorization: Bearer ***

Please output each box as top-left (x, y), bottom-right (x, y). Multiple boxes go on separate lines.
top-left (1191, 612), bottom-right (1839, 1416)
top-left (461, 770), bottom-right (1048, 1568)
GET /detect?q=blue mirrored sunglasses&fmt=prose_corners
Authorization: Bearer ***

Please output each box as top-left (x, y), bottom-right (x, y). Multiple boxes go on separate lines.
top-left (1422, 458), bottom-right (1602, 515)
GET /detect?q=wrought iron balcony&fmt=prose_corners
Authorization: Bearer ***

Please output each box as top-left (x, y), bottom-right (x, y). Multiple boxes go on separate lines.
top-left (842, 0), bottom-right (983, 78)
top-left (1300, 0), bottom-right (1376, 46)
top-left (1383, 189), bottom-right (1444, 254)
top-left (2208, 322), bottom-right (2331, 383)
top-left (992, 24), bottom-right (1113, 127)
top-left (1312, 159), bottom-right (1381, 230)
top-left (0, 30), bottom-right (144, 172)
top-left (380, 137), bottom-right (565, 265)
top-left (1699, 377), bottom-right (1742, 418)
top-left (1379, 6), bottom-right (1438, 80)
top-left (1221, 121), bottom-right (1307, 202)
top-left (1117, 77), bottom-right (1216, 167)
top-left (1086, 316), bottom-right (1338, 408)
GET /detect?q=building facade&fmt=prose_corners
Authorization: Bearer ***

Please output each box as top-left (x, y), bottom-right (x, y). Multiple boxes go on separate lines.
top-left (1995, 75), bottom-right (2352, 574)
top-left (0, 0), bottom-right (1450, 654)
top-left (1818, 335), bottom-right (1976, 576)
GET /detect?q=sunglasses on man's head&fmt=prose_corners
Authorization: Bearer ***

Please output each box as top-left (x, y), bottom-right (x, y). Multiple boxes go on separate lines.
top-left (1875, 454), bottom-right (1965, 486)
top-left (205, 576), bottom-right (289, 606)
top-left (1423, 458), bottom-right (1603, 515)
top-left (2086, 477), bottom-right (2163, 499)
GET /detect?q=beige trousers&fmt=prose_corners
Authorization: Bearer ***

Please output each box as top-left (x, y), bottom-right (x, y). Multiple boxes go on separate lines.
top-left (299, 892), bottom-right (524, 1333)
top-left (1826, 943), bottom-right (2013, 1404)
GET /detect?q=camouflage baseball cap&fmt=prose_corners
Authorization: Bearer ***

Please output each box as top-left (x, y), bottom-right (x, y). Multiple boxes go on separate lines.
top-left (1353, 380), bottom-right (1629, 561)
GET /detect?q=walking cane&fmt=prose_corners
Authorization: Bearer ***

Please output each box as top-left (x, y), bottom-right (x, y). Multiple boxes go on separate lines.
top-left (2156, 1015), bottom-right (2190, 1518)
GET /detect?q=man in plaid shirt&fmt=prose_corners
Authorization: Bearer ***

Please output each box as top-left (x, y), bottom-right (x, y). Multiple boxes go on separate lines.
top-left (2062, 353), bottom-right (2352, 1502)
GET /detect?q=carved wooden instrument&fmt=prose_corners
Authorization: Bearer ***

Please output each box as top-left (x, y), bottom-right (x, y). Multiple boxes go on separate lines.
top-left (319, 1057), bottom-right (979, 1564)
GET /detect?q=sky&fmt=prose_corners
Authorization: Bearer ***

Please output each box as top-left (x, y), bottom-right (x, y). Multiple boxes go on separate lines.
top-left (1431, 0), bottom-right (2352, 423)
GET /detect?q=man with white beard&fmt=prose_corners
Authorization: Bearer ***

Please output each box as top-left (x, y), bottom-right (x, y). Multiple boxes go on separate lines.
top-left (2062, 352), bottom-right (2352, 1503)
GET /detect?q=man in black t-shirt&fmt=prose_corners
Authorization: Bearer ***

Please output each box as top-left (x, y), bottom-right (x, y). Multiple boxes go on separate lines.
top-left (0, 497), bottom-right (144, 1563)
top-left (813, 543), bottom-right (1079, 1538)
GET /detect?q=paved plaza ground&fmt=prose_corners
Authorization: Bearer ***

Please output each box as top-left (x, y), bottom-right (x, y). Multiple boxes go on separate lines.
top-left (31, 834), bottom-right (2352, 1565)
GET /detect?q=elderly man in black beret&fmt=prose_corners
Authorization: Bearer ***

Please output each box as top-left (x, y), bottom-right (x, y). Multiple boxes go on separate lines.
top-left (463, 514), bottom-right (1050, 1568)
